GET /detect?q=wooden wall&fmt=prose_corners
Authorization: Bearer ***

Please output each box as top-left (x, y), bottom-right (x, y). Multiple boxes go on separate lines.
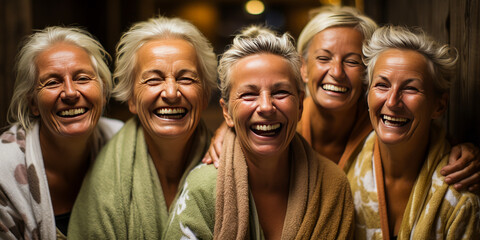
top-left (1, 0), bottom-right (479, 145)
top-left (365, 0), bottom-right (480, 145)
top-left (0, 0), bottom-right (32, 130)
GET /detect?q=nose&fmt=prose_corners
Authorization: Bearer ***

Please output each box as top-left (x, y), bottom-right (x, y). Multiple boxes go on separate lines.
top-left (161, 78), bottom-right (181, 103)
top-left (329, 59), bottom-right (345, 80)
top-left (60, 78), bottom-right (80, 102)
top-left (258, 92), bottom-right (275, 115)
top-left (385, 89), bottom-right (403, 109)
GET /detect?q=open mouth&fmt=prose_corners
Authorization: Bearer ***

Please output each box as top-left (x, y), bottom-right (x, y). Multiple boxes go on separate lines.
top-left (57, 108), bottom-right (87, 118)
top-left (381, 114), bottom-right (410, 127)
top-left (321, 84), bottom-right (348, 93)
top-left (155, 107), bottom-right (187, 119)
top-left (251, 123), bottom-right (282, 136)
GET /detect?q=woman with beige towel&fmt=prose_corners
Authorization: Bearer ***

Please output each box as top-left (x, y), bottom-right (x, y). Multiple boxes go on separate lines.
top-left (164, 26), bottom-right (354, 239)
top-left (68, 16), bottom-right (217, 239)
top-left (348, 25), bottom-right (480, 239)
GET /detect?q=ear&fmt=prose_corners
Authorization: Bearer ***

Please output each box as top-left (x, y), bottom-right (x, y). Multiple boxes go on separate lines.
top-left (128, 98), bottom-right (137, 114)
top-left (29, 96), bottom-right (40, 116)
top-left (220, 98), bottom-right (234, 128)
top-left (298, 90), bottom-right (305, 121)
top-left (432, 92), bottom-right (449, 119)
top-left (300, 58), bottom-right (309, 84)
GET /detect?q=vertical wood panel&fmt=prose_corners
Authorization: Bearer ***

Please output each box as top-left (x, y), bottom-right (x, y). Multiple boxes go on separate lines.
top-left (0, 0), bottom-right (31, 130)
top-left (449, 0), bottom-right (480, 144)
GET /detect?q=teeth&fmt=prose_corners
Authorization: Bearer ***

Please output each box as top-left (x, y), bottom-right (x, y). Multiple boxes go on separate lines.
top-left (59, 108), bottom-right (85, 116)
top-left (252, 123), bottom-right (281, 131)
top-left (322, 84), bottom-right (348, 93)
top-left (156, 108), bottom-right (186, 115)
top-left (383, 115), bottom-right (408, 122)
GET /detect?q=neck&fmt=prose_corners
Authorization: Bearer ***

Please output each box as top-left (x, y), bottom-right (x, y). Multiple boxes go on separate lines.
top-left (378, 136), bottom-right (429, 180)
top-left (245, 148), bottom-right (290, 192)
top-left (144, 132), bottom-right (194, 208)
top-left (39, 125), bottom-right (92, 179)
top-left (309, 102), bottom-right (358, 163)
top-left (38, 123), bottom-right (94, 215)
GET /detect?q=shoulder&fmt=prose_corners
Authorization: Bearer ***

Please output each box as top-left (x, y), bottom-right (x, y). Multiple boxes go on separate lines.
top-left (317, 154), bottom-right (349, 186)
top-left (98, 117), bottom-right (124, 139)
top-left (0, 124), bottom-right (27, 165)
top-left (184, 163), bottom-right (218, 193)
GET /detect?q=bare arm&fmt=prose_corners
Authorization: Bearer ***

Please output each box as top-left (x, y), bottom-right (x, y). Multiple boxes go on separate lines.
top-left (202, 121), bottom-right (228, 168)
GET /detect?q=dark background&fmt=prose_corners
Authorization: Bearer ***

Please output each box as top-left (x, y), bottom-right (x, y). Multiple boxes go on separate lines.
top-left (1, 0), bottom-right (479, 145)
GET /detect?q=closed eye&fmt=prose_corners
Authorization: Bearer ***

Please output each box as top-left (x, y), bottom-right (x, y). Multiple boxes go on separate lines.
top-left (273, 90), bottom-right (290, 99)
top-left (240, 92), bottom-right (258, 101)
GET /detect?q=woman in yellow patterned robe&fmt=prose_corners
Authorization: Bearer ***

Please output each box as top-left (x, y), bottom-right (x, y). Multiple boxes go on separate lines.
top-left (346, 25), bottom-right (480, 239)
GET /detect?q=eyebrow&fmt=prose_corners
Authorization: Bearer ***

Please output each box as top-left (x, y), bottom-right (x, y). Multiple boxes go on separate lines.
top-left (315, 49), bottom-right (362, 58)
top-left (38, 69), bottom-right (96, 81)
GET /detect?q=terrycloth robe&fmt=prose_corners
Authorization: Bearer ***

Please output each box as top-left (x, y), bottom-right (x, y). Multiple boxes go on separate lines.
top-left (297, 96), bottom-right (372, 169)
top-left (346, 126), bottom-right (480, 239)
top-left (0, 117), bottom-right (123, 240)
top-left (67, 117), bottom-right (210, 239)
top-left (164, 129), bottom-right (354, 239)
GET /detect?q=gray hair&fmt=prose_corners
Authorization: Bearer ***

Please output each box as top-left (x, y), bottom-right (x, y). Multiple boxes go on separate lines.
top-left (363, 25), bottom-right (458, 94)
top-left (297, 6), bottom-right (378, 59)
top-left (113, 16), bottom-right (217, 102)
top-left (8, 26), bottom-right (112, 131)
top-left (218, 25), bottom-right (304, 105)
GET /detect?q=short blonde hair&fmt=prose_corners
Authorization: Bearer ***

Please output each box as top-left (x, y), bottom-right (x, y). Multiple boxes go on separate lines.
top-left (297, 6), bottom-right (377, 59)
top-left (363, 25), bottom-right (458, 94)
top-left (113, 16), bottom-right (217, 102)
top-left (218, 25), bottom-right (303, 105)
top-left (8, 26), bottom-right (111, 130)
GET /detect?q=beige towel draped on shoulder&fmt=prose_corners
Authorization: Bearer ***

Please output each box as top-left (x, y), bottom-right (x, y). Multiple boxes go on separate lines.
top-left (214, 129), bottom-right (354, 239)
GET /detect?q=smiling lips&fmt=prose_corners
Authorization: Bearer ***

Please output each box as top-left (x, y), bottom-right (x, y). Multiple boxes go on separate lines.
top-left (57, 108), bottom-right (87, 117)
top-left (322, 84), bottom-right (348, 93)
top-left (155, 107), bottom-right (187, 119)
top-left (251, 123), bottom-right (282, 136)
top-left (382, 114), bottom-right (410, 127)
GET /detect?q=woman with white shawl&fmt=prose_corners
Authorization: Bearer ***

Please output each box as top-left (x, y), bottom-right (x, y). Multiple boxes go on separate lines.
top-left (0, 26), bottom-right (123, 239)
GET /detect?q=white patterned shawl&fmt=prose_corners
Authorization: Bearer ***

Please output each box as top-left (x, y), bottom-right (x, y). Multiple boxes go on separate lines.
top-left (0, 117), bottom-right (123, 240)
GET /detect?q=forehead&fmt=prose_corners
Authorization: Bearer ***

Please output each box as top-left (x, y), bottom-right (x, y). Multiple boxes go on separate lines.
top-left (35, 42), bottom-right (93, 71)
top-left (136, 38), bottom-right (198, 65)
top-left (230, 53), bottom-right (295, 88)
top-left (310, 26), bottom-right (363, 53)
top-left (373, 49), bottom-right (430, 79)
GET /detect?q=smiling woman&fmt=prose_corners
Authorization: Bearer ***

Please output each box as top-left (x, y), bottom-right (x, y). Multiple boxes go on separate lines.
top-left (67, 16), bottom-right (217, 239)
top-left (164, 25), bottom-right (354, 239)
top-left (347, 25), bottom-right (480, 239)
top-left (0, 26), bottom-right (123, 239)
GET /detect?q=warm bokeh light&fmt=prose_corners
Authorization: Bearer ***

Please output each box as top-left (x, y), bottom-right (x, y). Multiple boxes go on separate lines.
top-left (245, 0), bottom-right (265, 15)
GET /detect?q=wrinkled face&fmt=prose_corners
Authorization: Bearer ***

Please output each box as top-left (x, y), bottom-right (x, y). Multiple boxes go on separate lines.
top-left (301, 27), bottom-right (365, 112)
top-left (368, 49), bottom-right (446, 146)
top-left (31, 43), bottom-right (104, 139)
top-left (129, 39), bottom-right (206, 141)
top-left (222, 53), bottom-right (304, 159)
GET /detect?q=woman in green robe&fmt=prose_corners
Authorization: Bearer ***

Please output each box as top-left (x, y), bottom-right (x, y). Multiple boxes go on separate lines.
top-left (68, 16), bottom-right (217, 239)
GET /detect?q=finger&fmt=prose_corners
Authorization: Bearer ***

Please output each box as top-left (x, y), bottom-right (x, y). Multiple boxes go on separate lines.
top-left (447, 144), bottom-right (462, 165)
top-left (468, 184), bottom-right (480, 196)
top-left (442, 153), bottom-right (471, 176)
top-left (444, 161), bottom-right (478, 185)
top-left (452, 171), bottom-right (480, 191)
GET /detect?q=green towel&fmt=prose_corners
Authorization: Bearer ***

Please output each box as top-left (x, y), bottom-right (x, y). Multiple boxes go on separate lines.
top-left (68, 117), bottom-right (210, 239)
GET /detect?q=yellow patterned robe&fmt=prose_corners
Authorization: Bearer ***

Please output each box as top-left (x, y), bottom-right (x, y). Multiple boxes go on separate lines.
top-left (346, 127), bottom-right (480, 239)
